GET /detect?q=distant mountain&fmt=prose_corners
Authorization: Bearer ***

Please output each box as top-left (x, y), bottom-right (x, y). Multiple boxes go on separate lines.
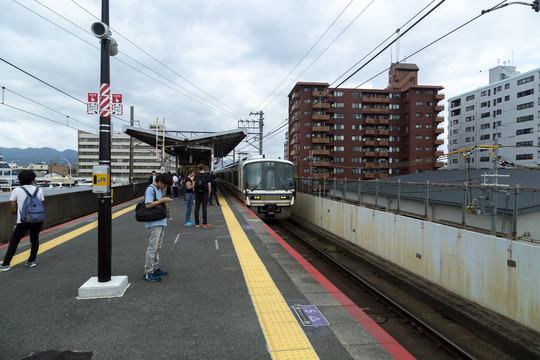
top-left (0, 147), bottom-right (77, 166)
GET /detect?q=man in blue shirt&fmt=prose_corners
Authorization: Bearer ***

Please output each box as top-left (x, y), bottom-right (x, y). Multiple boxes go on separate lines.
top-left (143, 173), bottom-right (173, 282)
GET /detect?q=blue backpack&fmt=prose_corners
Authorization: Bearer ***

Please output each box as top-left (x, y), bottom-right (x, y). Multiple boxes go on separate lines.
top-left (20, 187), bottom-right (45, 224)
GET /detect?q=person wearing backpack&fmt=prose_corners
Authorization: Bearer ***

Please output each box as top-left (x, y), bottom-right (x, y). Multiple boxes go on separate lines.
top-left (193, 164), bottom-right (211, 228)
top-left (1, 170), bottom-right (45, 272)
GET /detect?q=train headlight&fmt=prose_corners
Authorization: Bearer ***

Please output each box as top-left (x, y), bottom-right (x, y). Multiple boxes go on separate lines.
top-left (251, 195), bottom-right (261, 200)
top-left (280, 196), bottom-right (291, 200)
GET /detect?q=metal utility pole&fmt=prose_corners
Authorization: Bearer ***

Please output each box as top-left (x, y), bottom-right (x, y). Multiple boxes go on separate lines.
top-left (238, 111), bottom-right (264, 156)
top-left (95, 0), bottom-right (113, 282)
top-left (129, 106), bottom-right (134, 184)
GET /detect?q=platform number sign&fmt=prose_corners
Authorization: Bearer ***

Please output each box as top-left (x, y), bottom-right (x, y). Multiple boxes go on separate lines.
top-left (292, 305), bottom-right (329, 326)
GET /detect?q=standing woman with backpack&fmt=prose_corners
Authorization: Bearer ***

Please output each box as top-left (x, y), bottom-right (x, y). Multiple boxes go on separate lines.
top-left (1, 170), bottom-right (45, 271)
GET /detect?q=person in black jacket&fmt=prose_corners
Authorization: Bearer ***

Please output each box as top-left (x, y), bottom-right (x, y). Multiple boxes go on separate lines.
top-left (208, 171), bottom-right (220, 206)
top-left (148, 170), bottom-right (157, 185)
top-left (193, 164), bottom-right (211, 228)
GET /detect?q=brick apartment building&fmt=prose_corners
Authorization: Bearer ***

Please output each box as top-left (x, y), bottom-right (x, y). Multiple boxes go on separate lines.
top-left (287, 63), bottom-right (445, 180)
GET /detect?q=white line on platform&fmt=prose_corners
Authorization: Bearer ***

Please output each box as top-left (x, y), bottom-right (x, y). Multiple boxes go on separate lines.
top-left (215, 239), bottom-right (219, 249)
top-left (174, 234), bottom-right (180, 244)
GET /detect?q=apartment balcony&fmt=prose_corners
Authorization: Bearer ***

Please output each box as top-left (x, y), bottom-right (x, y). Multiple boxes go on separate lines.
top-left (362, 97), bottom-right (390, 103)
top-left (362, 107), bottom-right (390, 113)
top-left (312, 126), bottom-right (330, 132)
top-left (290, 126), bottom-right (299, 134)
top-left (291, 103), bottom-right (299, 112)
top-left (377, 140), bottom-right (389, 146)
top-left (435, 151), bottom-right (444, 157)
top-left (312, 149), bottom-right (330, 155)
top-left (435, 116), bottom-right (444, 123)
top-left (364, 162), bottom-right (377, 168)
top-left (434, 139), bottom-right (444, 145)
top-left (313, 102), bottom-right (331, 109)
top-left (312, 114), bottom-right (331, 121)
top-left (361, 140), bottom-right (376, 146)
top-left (290, 150), bottom-right (299, 156)
top-left (313, 173), bottom-right (330, 179)
top-left (363, 173), bottom-right (375, 179)
top-left (364, 118), bottom-right (376, 124)
top-left (290, 138), bottom-right (299, 145)
top-left (434, 128), bottom-right (444, 134)
top-left (379, 119), bottom-right (389, 125)
top-left (434, 105), bottom-right (445, 112)
top-left (435, 93), bottom-right (445, 100)
top-left (378, 129), bottom-right (389, 135)
top-left (377, 152), bottom-right (389, 157)
top-left (434, 162), bottom-right (445, 168)
top-left (378, 173), bottom-right (389, 178)
top-left (291, 92), bottom-right (299, 100)
top-left (361, 129), bottom-right (377, 136)
top-left (292, 162), bottom-right (298, 167)
top-left (313, 90), bottom-right (329, 97)
top-left (312, 137), bottom-right (330, 144)
top-left (313, 161), bottom-right (331, 167)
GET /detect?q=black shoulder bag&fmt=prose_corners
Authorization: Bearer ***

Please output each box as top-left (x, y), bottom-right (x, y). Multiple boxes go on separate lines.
top-left (135, 185), bottom-right (167, 222)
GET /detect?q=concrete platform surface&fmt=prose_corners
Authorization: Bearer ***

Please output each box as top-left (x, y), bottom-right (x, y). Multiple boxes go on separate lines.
top-left (0, 191), bottom-right (408, 360)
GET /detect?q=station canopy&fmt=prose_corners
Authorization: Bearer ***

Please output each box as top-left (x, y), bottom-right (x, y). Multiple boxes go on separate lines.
top-left (122, 125), bottom-right (247, 164)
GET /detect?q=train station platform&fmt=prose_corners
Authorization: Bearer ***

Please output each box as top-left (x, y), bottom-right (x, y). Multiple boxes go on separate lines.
top-left (0, 190), bottom-right (412, 360)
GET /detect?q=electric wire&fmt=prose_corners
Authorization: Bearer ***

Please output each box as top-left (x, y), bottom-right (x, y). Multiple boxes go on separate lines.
top-left (69, 0), bottom-right (246, 119)
top-left (254, 0), bottom-right (356, 111)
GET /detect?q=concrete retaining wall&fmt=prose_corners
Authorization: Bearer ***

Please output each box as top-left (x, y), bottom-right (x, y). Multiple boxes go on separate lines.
top-left (0, 183), bottom-right (148, 244)
top-left (292, 192), bottom-right (540, 332)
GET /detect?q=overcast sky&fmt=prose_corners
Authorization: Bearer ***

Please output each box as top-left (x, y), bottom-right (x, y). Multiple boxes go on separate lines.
top-left (1, 0), bottom-right (539, 160)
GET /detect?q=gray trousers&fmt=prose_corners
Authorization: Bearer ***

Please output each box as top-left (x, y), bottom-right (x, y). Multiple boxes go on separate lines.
top-left (145, 225), bottom-right (165, 275)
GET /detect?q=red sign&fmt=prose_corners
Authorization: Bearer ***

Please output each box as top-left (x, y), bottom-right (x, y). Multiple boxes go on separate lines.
top-left (87, 92), bottom-right (98, 115)
top-left (112, 94), bottom-right (122, 103)
top-left (88, 93), bottom-right (98, 102)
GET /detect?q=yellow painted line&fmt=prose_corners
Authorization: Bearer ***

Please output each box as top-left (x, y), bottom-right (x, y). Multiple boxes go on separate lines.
top-left (9, 204), bottom-right (137, 267)
top-left (219, 194), bottom-right (319, 360)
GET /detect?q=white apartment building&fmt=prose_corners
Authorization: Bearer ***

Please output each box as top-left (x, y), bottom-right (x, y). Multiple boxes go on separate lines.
top-left (77, 130), bottom-right (166, 181)
top-left (447, 65), bottom-right (540, 170)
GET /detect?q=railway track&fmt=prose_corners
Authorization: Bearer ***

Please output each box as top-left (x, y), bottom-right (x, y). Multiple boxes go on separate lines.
top-left (267, 218), bottom-right (516, 360)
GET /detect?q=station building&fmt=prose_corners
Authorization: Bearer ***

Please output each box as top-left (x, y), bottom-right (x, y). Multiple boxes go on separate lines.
top-left (287, 63), bottom-right (445, 180)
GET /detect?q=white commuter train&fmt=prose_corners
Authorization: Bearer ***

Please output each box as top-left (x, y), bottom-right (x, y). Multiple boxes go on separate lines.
top-left (215, 158), bottom-right (295, 219)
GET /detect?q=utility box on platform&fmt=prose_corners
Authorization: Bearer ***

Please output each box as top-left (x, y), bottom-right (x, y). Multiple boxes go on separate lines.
top-left (92, 165), bottom-right (110, 194)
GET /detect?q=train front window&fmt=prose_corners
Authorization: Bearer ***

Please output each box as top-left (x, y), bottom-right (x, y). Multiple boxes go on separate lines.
top-left (244, 162), bottom-right (294, 191)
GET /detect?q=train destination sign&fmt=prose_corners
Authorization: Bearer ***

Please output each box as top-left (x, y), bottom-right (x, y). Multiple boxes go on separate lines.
top-left (292, 305), bottom-right (329, 326)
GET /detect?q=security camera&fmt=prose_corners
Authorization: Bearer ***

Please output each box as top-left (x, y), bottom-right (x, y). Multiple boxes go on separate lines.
top-left (91, 21), bottom-right (111, 39)
top-left (109, 37), bottom-right (118, 56)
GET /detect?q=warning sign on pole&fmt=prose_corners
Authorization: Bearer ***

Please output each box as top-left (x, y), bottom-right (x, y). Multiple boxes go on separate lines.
top-left (87, 92), bottom-right (98, 114)
top-left (112, 93), bottom-right (123, 115)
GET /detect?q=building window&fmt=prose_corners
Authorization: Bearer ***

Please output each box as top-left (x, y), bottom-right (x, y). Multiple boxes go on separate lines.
top-left (480, 123), bottom-right (490, 129)
top-left (504, 95), bottom-right (510, 101)
top-left (517, 75), bottom-right (534, 85)
top-left (334, 135), bottom-right (344, 141)
top-left (466, 105), bottom-right (475, 111)
top-left (480, 134), bottom-right (490, 140)
top-left (517, 89), bottom-right (534, 98)
top-left (352, 91), bottom-right (362, 97)
top-left (352, 114), bottom-right (362, 119)
top-left (333, 91), bottom-right (344, 97)
top-left (352, 136), bottom-right (361, 141)
top-left (304, 134), bottom-right (311, 138)
top-left (425, 124), bottom-right (433, 128)
top-left (416, 101), bottom-right (423, 106)
top-left (304, 111), bottom-right (310, 115)
top-left (481, 89), bottom-right (490, 97)
top-left (450, 99), bottom-right (461, 108)
top-left (389, 104), bottom-right (400, 109)
top-left (516, 154), bottom-right (533, 160)
top-left (389, 93), bottom-right (400, 99)
top-left (333, 113), bottom-right (345, 119)
top-left (334, 124), bottom-right (345, 130)
top-left (480, 112), bottom-right (490, 119)
top-left (334, 168), bottom-right (344, 174)
top-left (416, 90), bottom-right (424, 95)
top-left (425, 135), bottom-right (433, 140)
top-left (480, 157), bottom-right (490, 162)
top-left (450, 109), bottom-right (461, 116)
top-left (480, 101), bottom-right (490, 108)
top-left (415, 135), bottom-right (422, 140)
top-left (415, 124), bottom-right (423, 128)
top-left (466, 94), bottom-right (475, 101)
top-left (352, 103), bottom-right (361, 108)
top-left (516, 128), bottom-right (533, 135)
top-left (415, 146), bottom-right (423, 151)
top-left (334, 157), bottom-right (344, 163)
top-left (352, 147), bottom-right (362, 152)
top-left (304, 99), bottom-right (311, 103)
top-left (333, 102), bottom-right (345, 108)
top-left (465, 126), bottom-right (474, 132)
top-left (517, 102), bottom-right (534, 110)
top-left (516, 141), bottom-right (533, 146)
top-left (416, 113), bottom-right (423, 117)
top-left (517, 115), bottom-right (534, 123)
top-left (352, 125), bottom-right (360, 130)
top-left (333, 146), bottom-right (344, 152)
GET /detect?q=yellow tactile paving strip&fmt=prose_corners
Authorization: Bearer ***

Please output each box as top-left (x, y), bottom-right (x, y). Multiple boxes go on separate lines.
top-left (219, 194), bottom-right (319, 360)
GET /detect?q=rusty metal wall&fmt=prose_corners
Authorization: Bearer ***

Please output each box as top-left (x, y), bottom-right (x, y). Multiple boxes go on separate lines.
top-left (292, 192), bottom-right (540, 332)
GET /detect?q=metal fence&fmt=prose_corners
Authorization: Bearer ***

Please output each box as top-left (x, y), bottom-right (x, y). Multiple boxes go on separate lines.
top-left (296, 177), bottom-right (540, 240)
